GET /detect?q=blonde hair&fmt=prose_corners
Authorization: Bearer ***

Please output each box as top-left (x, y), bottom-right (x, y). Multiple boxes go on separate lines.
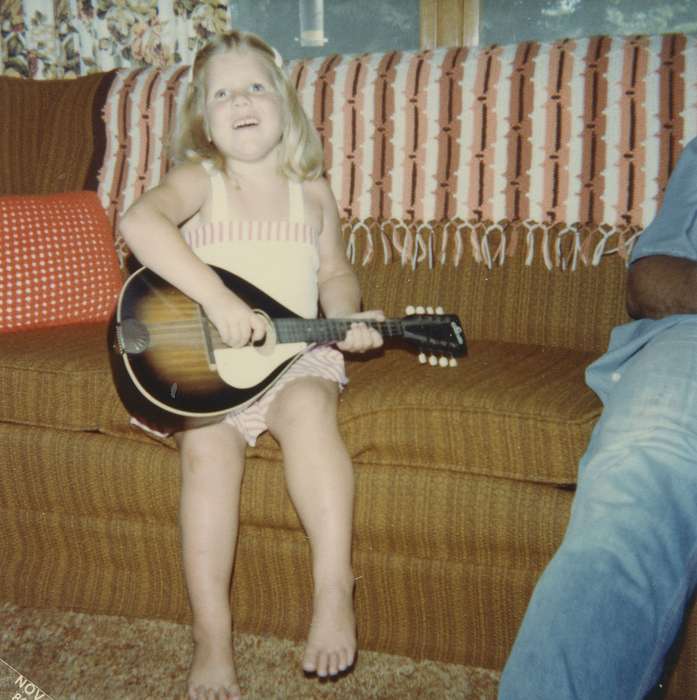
top-left (175, 31), bottom-right (324, 181)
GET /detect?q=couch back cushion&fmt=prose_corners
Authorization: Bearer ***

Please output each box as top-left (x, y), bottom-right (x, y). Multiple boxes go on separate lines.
top-left (0, 72), bottom-right (116, 196)
top-left (354, 252), bottom-right (628, 353)
top-left (0, 191), bottom-right (123, 333)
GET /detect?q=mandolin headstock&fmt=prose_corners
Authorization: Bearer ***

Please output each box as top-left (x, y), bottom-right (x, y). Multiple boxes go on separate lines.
top-left (401, 305), bottom-right (467, 366)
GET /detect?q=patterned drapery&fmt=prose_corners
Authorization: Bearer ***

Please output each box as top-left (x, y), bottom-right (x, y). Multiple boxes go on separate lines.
top-left (0, 0), bottom-right (232, 79)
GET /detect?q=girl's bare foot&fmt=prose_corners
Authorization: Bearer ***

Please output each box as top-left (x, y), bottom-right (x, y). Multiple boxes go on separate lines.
top-left (188, 632), bottom-right (241, 700)
top-left (302, 576), bottom-right (357, 677)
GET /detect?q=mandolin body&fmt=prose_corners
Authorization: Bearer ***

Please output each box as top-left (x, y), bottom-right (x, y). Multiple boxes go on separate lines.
top-left (108, 265), bottom-right (466, 435)
top-left (108, 266), bottom-right (306, 434)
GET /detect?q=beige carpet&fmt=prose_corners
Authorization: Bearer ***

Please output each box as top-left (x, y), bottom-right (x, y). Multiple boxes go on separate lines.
top-left (0, 602), bottom-right (500, 699)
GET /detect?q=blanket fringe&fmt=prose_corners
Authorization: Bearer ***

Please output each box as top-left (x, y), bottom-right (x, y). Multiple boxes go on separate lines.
top-left (341, 218), bottom-right (642, 270)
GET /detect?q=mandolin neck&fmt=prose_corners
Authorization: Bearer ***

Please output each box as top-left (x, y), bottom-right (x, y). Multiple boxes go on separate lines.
top-left (202, 311), bottom-right (466, 358)
top-left (205, 317), bottom-right (404, 349)
top-left (273, 318), bottom-right (403, 344)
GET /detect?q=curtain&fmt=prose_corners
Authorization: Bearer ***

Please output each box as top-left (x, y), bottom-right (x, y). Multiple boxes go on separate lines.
top-left (0, 0), bottom-right (233, 78)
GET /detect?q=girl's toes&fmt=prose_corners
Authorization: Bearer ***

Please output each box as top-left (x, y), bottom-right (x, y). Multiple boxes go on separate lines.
top-left (316, 651), bottom-right (329, 677)
top-left (302, 650), bottom-right (317, 674)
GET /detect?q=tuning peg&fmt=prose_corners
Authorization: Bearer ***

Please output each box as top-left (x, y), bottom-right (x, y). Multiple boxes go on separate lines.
top-left (449, 357), bottom-right (458, 367)
top-left (436, 306), bottom-right (444, 315)
top-left (426, 306), bottom-right (434, 314)
top-left (416, 305), bottom-right (426, 314)
top-left (438, 356), bottom-right (449, 367)
top-left (418, 352), bottom-right (427, 364)
top-left (428, 354), bottom-right (438, 366)
top-left (406, 305), bottom-right (416, 314)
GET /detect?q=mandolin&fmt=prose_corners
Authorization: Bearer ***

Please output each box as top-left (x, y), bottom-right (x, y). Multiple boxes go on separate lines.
top-left (108, 265), bottom-right (466, 433)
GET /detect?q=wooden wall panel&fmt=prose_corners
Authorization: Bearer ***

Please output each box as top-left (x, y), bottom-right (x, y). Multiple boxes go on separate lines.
top-left (420, 0), bottom-right (480, 49)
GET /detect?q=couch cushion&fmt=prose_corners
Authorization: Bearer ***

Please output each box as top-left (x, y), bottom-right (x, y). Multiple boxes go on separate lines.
top-left (0, 325), bottom-right (600, 486)
top-left (254, 342), bottom-right (602, 486)
top-left (0, 323), bottom-right (129, 434)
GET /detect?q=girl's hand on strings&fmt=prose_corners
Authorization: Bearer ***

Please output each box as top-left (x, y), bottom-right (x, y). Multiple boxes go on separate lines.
top-left (336, 310), bottom-right (385, 353)
top-left (204, 290), bottom-right (267, 348)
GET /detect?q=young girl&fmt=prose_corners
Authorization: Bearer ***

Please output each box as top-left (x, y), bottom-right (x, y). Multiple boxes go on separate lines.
top-left (119, 30), bottom-right (383, 700)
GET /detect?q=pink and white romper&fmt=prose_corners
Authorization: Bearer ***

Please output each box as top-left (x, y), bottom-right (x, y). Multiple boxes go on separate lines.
top-left (132, 164), bottom-right (347, 444)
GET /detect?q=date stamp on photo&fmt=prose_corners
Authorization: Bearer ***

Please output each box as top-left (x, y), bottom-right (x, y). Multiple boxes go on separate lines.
top-left (0, 658), bottom-right (52, 700)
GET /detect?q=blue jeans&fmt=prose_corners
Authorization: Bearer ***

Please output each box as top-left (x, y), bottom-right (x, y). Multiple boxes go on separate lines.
top-left (499, 321), bottom-right (697, 699)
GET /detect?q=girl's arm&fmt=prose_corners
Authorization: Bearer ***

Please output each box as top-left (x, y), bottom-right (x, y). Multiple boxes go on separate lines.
top-left (119, 163), bottom-right (266, 347)
top-left (314, 178), bottom-right (383, 353)
top-left (120, 163), bottom-right (221, 303)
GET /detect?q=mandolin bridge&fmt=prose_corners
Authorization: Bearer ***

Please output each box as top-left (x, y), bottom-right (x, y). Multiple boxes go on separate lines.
top-left (198, 305), bottom-right (217, 371)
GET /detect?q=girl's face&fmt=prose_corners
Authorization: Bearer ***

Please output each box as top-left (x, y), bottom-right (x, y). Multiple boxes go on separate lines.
top-left (204, 49), bottom-right (284, 169)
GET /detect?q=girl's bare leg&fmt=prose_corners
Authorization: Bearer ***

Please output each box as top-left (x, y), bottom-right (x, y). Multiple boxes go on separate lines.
top-left (266, 378), bottom-right (357, 678)
top-left (177, 421), bottom-right (247, 700)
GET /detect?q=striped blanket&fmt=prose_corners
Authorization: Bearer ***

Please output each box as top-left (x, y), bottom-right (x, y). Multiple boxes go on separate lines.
top-left (97, 33), bottom-right (697, 270)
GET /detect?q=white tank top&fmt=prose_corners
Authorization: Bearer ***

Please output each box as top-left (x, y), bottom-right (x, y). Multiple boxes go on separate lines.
top-left (181, 164), bottom-right (321, 319)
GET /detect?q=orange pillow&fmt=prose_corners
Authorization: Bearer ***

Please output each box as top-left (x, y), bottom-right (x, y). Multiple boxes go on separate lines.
top-left (0, 191), bottom-right (123, 332)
